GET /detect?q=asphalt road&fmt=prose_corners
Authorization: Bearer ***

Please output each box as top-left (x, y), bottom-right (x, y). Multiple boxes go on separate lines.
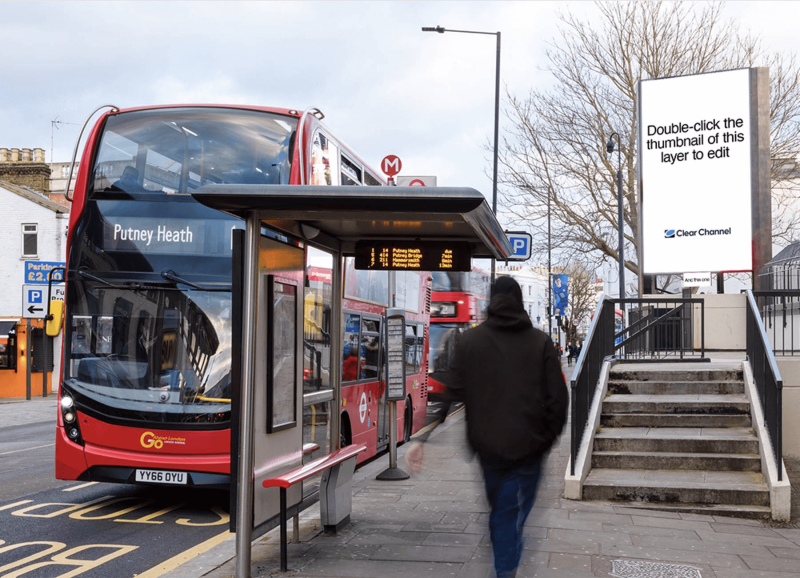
top-left (0, 421), bottom-right (66, 501)
top-left (0, 418), bottom-right (230, 577)
top-left (0, 400), bottom-right (462, 576)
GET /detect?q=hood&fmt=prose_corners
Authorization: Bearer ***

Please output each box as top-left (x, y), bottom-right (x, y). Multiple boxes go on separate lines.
top-left (483, 293), bottom-right (533, 332)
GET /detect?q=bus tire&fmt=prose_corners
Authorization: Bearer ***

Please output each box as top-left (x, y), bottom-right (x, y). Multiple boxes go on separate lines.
top-left (403, 397), bottom-right (413, 444)
top-left (340, 412), bottom-right (352, 448)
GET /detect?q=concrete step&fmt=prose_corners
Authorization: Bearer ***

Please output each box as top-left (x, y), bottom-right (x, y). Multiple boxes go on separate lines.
top-left (592, 500), bottom-right (772, 520)
top-left (607, 380), bottom-right (744, 395)
top-left (582, 468), bottom-right (770, 506)
top-left (601, 412), bottom-right (752, 428)
top-left (591, 450), bottom-right (761, 471)
top-left (603, 394), bottom-right (750, 415)
top-left (593, 427), bottom-right (759, 454)
top-left (609, 368), bottom-right (743, 382)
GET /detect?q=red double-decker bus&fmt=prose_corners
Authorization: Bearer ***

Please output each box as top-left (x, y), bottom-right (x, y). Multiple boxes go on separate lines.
top-left (427, 268), bottom-right (490, 401)
top-left (339, 261), bottom-right (430, 461)
top-left (55, 104), bottom-right (424, 488)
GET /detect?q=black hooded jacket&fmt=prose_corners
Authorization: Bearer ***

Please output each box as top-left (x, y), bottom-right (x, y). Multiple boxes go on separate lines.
top-left (438, 289), bottom-right (569, 469)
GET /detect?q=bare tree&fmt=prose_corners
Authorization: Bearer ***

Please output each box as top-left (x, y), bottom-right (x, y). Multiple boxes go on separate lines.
top-left (499, 1), bottom-right (800, 290)
top-left (556, 262), bottom-right (597, 347)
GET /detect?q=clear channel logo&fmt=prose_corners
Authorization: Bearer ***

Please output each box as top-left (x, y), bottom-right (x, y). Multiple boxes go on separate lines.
top-left (664, 227), bottom-right (732, 239)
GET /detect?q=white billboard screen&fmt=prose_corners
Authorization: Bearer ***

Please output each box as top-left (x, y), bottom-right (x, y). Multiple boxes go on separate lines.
top-left (640, 69), bottom-right (752, 274)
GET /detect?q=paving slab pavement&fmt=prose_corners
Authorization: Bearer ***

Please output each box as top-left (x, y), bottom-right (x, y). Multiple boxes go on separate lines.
top-left (0, 395), bottom-right (57, 428)
top-left (170, 391), bottom-right (800, 578)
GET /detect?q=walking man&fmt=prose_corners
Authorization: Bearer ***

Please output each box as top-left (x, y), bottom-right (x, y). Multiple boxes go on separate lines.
top-left (407, 276), bottom-right (568, 578)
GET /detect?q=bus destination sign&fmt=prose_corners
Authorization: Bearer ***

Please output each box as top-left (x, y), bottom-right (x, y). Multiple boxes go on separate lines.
top-left (354, 241), bottom-right (471, 271)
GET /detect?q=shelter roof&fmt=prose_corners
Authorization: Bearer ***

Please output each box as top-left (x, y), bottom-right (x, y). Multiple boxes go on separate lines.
top-left (192, 185), bottom-right (512, 259)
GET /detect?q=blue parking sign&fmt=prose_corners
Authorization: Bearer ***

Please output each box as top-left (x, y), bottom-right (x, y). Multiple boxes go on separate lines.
top-left (505, 231), bottom-right (532, 261)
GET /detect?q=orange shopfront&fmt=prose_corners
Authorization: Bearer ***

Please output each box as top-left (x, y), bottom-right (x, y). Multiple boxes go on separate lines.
top-left (0, 318), bottom-right (55, 398)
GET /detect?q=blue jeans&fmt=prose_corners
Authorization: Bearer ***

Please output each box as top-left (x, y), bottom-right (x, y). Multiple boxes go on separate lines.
top-left (482, 459), bottom-right (543, 578)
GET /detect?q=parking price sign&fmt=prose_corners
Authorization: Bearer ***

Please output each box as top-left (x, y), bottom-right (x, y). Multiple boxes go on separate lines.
top-left (24, 261), bottom-right (65, 284)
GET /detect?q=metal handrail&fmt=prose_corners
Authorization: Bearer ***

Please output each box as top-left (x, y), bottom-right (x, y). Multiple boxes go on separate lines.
top-left (616, 302), bottom-right (687, 350)
top-left (570, 296), bottom-right (613, 476)
top-left (745, 290), bottom-right (783, 480)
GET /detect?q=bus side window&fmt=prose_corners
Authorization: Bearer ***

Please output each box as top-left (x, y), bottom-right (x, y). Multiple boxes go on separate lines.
top-left (342, 313), bottom-right (361, 382)
top-left (360, 318), bottom-right (381, 380)
top-left (405, 324), bottom-right (418, 374)
top-left (416, 324), bottom-right (425, 372)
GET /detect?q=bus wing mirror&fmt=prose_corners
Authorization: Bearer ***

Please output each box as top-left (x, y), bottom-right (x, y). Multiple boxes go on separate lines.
top-left (46, 300), bottom-right (64, 337)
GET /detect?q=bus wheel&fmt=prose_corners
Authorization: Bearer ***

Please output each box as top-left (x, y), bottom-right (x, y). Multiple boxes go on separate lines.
top-left (340, 413), bottom-right (352, 448)
top-left (403, 397), bottom-right (413, 444)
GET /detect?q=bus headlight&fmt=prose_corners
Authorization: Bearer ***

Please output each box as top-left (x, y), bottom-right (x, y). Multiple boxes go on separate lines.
top-left (67, 428), bottom-right (80, 440)
top-left (64, 412), bottom-right (76, 423)
top-left (61, 395), bottom-right (74, 409)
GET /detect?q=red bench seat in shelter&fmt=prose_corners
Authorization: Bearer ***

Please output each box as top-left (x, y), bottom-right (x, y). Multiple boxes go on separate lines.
top-left (262, 443), bottom-right (366, 571)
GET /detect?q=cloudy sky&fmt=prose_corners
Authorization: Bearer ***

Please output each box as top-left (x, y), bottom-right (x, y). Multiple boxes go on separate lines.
top-left (2, 1), bottom-right (796, 232)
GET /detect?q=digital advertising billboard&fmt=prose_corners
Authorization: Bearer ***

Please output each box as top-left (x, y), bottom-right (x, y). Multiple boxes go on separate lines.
top-left (638, 68), bottom-right (754, 274)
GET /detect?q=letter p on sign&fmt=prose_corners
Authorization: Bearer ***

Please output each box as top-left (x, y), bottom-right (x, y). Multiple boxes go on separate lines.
top-left (505, 232), bottom-right (532, 261)
top-left (381, 155), bottom-right (402, 177)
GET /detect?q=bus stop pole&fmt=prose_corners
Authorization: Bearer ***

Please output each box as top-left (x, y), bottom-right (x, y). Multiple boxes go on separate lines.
top-left (235, 210), bottom-right (260, 578)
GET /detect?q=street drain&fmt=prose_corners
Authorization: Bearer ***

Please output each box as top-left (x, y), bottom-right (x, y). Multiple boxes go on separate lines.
top-left (611, 560), bottom-right (703, 578)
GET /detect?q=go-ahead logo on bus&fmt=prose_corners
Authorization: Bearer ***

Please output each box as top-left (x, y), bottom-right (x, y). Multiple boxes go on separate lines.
top-left (140, 431), bottom-right (187, 449)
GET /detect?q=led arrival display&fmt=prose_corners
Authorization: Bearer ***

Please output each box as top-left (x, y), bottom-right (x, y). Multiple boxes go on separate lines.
top-left (354, 241), bottom-right (472, 271)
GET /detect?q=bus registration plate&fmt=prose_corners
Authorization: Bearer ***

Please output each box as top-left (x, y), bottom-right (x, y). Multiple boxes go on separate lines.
top-left (135, 469), bottom-right (187, 485)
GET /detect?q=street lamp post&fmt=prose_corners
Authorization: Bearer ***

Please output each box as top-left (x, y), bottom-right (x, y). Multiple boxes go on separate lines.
top-left (548, 190), bottom-right (552, 341)
top-left (422, 25), bottom-right (501, 282)
top-left (606, 133), bottom-right (624, 300)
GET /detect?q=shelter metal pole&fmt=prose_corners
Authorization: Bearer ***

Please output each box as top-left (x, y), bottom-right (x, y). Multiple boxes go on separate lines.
top-left (331, 255), bottom-right (343, 449)
top-left (235, 210), bottom-right (260, 578)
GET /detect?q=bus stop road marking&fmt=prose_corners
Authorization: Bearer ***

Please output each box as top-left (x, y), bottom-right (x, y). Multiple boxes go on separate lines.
top-left (134, 530), bottom-right (232, 578)
top-left (0, 500), bottom-right (33, 511)
top-left (62, 482), bottom-right (98, 492)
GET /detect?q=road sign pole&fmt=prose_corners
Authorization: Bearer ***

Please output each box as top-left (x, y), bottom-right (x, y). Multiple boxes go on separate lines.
top-left (26, 319), bottom-right (31, 401)
top-left (42, 321), bottom-right (47, 397)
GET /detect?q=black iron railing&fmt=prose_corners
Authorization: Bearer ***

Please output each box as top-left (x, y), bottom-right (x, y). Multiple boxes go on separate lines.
top-left (569, 297), bottom-right (615, 476)
top-left (615, 298), bottom-right (705, 361)
top-left (752, 290), bottom-right (800, 356)
top-left (746, 290), bottom-right (783, 480)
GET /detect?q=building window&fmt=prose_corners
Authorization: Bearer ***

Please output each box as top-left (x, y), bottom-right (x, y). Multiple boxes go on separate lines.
top-left (22, 224), bottom-right (38, 258)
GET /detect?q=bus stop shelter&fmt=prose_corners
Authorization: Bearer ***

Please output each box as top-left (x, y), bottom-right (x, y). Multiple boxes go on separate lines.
top-left (191, 185), bottom-right (513, 577)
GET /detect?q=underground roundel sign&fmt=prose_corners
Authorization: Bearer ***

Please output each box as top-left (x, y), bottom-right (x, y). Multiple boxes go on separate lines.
top-left (359, 392), bottom-right (368, 423)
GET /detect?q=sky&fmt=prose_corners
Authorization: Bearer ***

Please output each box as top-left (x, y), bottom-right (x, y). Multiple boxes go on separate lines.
top-left (2, 1), bottom-right (797, 245)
